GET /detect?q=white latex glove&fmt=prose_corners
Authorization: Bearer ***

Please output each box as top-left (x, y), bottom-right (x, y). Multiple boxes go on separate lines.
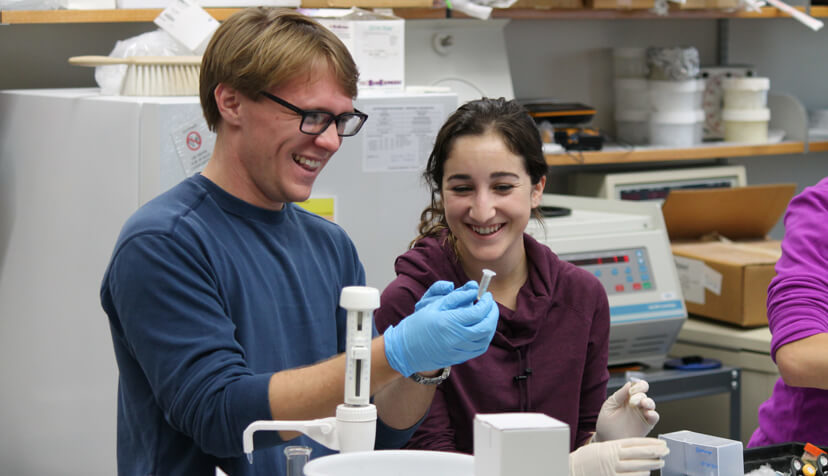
top-left (595, 380), bottom-right (659, 442)
top-left (569, 437), bottom-right (669, 476)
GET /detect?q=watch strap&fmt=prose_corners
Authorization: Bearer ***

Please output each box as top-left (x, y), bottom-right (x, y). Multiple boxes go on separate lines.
top-left (409, 367), bottom-right (451, 385)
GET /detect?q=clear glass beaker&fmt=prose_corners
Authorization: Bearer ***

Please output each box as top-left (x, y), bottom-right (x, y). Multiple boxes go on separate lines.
top-left (285, 445), bottom-right (312, 476)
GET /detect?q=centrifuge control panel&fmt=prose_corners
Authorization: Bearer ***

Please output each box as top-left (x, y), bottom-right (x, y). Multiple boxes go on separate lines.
top-left (559, 247), bottom-right (655, 296)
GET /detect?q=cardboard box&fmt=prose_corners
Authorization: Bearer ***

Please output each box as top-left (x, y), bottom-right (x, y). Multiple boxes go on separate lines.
top-left (305, 8), bottom-right (405, 91)
top-left (662, 184), bottom-right (796, 327)
top-left (585, 0), bottom-right (654, 9)
top-left (301, 0), bottom-right (431, 6)
top-left (511, 0), bottom-right (584, 9)
top-left (671, 0), bottom-right (739, 9)
top-left (117, 0), bottom-right (297, 9)
top-left (474, 413), bottom-right (569, 476)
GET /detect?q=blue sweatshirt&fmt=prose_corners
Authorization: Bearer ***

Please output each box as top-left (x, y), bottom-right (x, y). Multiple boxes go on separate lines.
top-left (101, 174), bottom-right (412, 475)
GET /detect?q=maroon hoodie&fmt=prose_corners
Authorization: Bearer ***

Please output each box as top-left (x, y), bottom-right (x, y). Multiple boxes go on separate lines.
top-left (374, 231), bottom-right (610, 453)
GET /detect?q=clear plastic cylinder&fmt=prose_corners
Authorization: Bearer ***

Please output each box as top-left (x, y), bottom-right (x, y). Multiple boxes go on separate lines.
top-left (285, 445), bottom-right (312, 476)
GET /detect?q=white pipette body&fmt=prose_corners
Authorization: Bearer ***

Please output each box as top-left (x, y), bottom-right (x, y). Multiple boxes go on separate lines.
top-left (477, 269), bottom-right (496, 300)
top-left (243, 286), bottom-right (380, 463)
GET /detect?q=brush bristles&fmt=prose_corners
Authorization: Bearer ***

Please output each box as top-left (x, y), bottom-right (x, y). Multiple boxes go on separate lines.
top-left (121, 64), bottom-right (200, 96)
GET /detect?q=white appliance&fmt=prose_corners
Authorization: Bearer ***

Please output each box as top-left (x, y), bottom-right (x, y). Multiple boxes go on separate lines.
top-left (525, 194), bottom-right (687, 367)
top-left (0, 87), bottom-right (456, 475)
top-left (309, 89), bottom-right (458, 290)
top-left (569, 165), bottom-right (748, 203)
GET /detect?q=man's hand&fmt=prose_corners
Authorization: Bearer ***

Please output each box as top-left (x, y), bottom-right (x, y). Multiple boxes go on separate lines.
top-left (383, 280), bottom-right (498, 377)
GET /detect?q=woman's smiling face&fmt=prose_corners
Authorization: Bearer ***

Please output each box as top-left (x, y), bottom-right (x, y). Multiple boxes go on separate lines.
top-left (441, 130), bottom-right (544, 270)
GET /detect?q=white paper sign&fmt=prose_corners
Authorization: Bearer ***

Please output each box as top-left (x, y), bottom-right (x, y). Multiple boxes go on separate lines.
top-left (703, 265), bottom-right (723, 296)
top-left (361, 102), bottom-right (445, 172)
top-left (172, 119), bottom-right (215, 176)
top-left (673, 256), bottom-right (706, 305)
top-left (154, 0), bottom-right (219, 53)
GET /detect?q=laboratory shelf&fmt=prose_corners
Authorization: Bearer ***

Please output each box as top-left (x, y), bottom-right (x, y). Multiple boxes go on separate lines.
top-left (545, 140), bottom-right (805, 166)
top-left (2, 5), bottom-right (827, 24)
top-left (809, 140), bottom-right (828, 152)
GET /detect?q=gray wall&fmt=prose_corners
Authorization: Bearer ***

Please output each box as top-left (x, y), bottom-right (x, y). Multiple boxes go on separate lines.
top-left (0, 14), bottom-right (826, 476)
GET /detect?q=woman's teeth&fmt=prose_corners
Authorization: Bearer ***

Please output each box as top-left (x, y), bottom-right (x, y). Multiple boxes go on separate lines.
top-left (472, 224), bottom-right (502, 235)
top-left (294, 155), bottom-right (321, 170)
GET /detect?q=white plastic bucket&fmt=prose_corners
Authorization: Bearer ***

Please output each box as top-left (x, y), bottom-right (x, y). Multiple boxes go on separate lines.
top-left (722, 108), bottom-right (770, 143)
top-left (649, 109), bottom-right (704, 147)
top-left (303, 450), bottom-right (474, 476)
top-left (614, 78), bottom-right (649, 111)
top-left (722, 77), bottom-right (770, 109)
top-left (615, 109), bottom-right (649, 145)
top-left (613, 47), bottom-right (648, 78)
top-left (649, 79), bottom-right (705, 112)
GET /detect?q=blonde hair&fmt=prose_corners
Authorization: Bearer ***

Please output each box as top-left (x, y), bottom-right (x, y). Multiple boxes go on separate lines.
top-left (200, 8), bottom-right (359, 131)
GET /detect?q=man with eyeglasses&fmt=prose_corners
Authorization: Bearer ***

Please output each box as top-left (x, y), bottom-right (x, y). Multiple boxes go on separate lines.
top-left (100, 7), bottom-right (499, 476)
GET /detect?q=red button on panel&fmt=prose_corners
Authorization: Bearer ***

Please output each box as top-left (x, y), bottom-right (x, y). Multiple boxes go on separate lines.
top-left (615, 284), bottom-right (625, 292)
top-left (633, 283), bottom-right (642, 290)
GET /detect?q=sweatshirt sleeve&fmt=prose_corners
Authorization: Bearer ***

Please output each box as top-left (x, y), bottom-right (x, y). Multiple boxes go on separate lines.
top-left (105, 233), bottom-right (273, 457)
top-left (577, 279), bottom-right (611, 448)
top-left (402, 386), bottom-right (459, 452)
top-left (767, 183), bottom-right (828, 359)
top-left (374, 275), bottom-right (425, 334)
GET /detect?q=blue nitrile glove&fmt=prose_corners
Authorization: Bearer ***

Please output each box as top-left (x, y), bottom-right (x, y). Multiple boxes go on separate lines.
top-left (383, 280), bottom-right (499, 377)
top-left (413, 280), bottom-right (456, 312)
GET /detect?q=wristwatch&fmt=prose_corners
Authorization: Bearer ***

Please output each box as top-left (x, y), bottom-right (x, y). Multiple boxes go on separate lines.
top-left (409, 367), bottom-right (451, 385)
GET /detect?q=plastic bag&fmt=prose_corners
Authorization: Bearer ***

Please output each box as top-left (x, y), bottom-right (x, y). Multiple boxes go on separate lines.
top-left (96, 29), bottom-right (195, 95)
top-left (0, 0), bottom-right (60, 10)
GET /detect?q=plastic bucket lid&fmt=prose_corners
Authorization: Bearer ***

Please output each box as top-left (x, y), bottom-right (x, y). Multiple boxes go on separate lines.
top-left (616, 109), bottom-right (649, 122)
top-left (650, 109), bottom-right (704, 124)
top-left (649, 79), bottom-right (705, 93)
top-left (303, 450), bottom-right (474, 476)
top-left (722, 108), bottom-right (771, 121)
top-left (614, 78), bottom-right (648, 90)
top-left (722, 77), bottom-right (770, 91)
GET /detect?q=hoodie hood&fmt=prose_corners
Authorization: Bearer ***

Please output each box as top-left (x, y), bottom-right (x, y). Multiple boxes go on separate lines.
top-left (394, 230), bottom-right (563, 349)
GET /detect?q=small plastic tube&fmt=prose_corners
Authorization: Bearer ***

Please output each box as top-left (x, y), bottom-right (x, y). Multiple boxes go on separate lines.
top-left (477, 269), bottom-right (496, 300)
top-left (285, 446), bottom-right (312, 476)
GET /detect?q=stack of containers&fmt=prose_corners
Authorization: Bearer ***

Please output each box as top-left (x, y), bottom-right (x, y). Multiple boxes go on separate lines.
top-left (646, 46), bottom-right (705, 147)
top-left (721, 77), bottom-right (771, 143)
top-left (613, 48), bottom-right (650, 145)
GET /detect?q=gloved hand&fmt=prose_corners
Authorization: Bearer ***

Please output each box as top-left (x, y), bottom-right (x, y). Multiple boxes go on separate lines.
top-left (595, 380), bottom-right (660, 442)
top-left (383, 280), bottom-right (498, 377)
top-left (569, 437), bottom-right (669, 476)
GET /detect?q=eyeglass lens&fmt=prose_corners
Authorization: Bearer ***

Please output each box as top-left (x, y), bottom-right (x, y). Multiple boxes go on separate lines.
top-left (301, 112), bottom-right (365, 137)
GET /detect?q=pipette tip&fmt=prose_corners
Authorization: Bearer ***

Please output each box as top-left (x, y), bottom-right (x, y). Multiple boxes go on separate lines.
top-left (246, 453), bottom-right (253, 464)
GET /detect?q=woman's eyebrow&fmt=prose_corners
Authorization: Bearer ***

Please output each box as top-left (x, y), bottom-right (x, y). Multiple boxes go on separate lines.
top-left (446, 171), bottom-right (521, 181)
top-left (490, 171), bottom-right (520, 179)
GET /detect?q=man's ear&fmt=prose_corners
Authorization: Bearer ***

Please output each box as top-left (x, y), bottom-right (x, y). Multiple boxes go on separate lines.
top-left (214, 83), bottom-right (243, 126)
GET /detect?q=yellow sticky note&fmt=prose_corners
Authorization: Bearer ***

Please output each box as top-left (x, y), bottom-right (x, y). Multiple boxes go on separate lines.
top-left (296, 197), bottom-right (335, 222)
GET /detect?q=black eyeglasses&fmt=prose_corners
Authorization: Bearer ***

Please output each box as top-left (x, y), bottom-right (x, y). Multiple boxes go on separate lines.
top-left (259, 91), bottom-right (368, 137)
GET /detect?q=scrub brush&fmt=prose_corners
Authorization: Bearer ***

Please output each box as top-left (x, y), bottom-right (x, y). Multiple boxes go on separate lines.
top-left (68, 55), bottom-right (202, 96)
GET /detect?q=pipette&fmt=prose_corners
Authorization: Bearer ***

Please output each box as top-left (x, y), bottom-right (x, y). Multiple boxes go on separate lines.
top-left (477, 269), bottom-right (496, 300)
top-left (243, 286), bottom-right (380, 463)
